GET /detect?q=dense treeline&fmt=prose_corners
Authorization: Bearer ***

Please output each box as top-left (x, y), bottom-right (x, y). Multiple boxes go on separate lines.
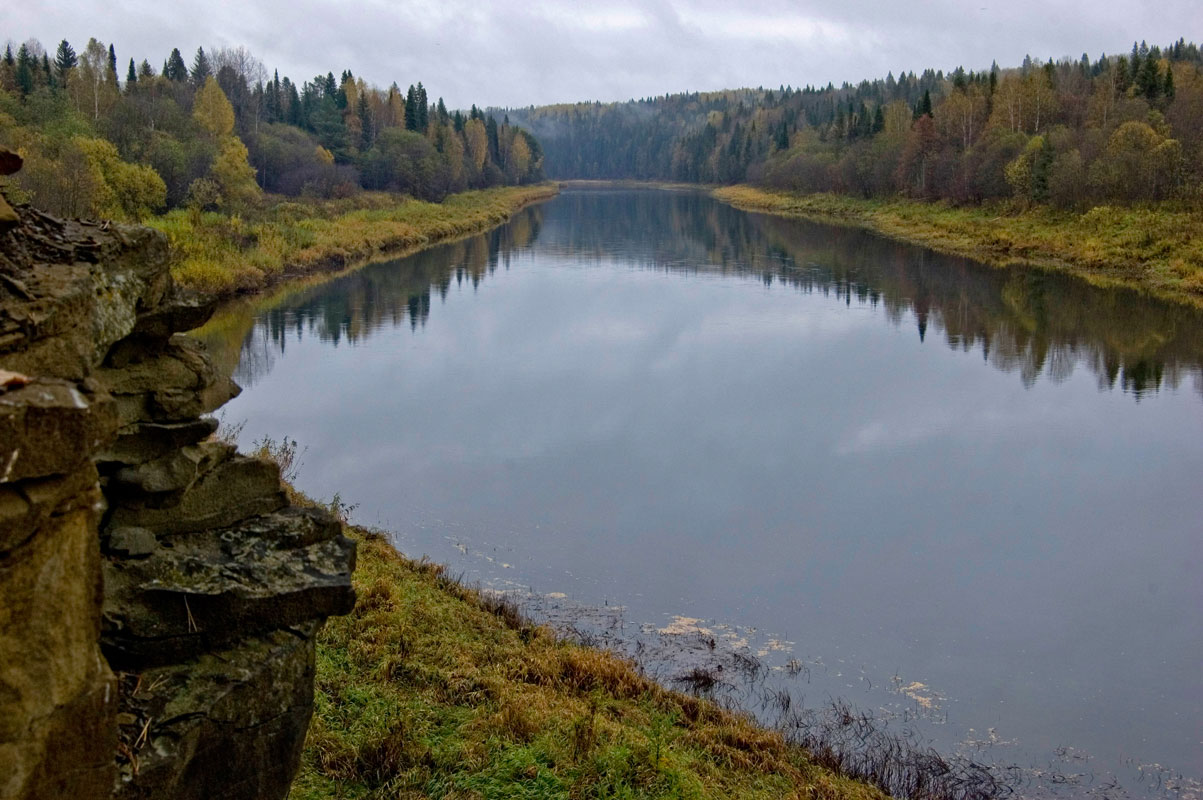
top-left (0, 37), bottom-right (544, 221)
top-left (507, 39), bottom-right (1203, 208)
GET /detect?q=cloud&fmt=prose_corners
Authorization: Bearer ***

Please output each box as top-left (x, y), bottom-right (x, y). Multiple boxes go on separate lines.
top-left (2, 0), bottom-right (1197, 108)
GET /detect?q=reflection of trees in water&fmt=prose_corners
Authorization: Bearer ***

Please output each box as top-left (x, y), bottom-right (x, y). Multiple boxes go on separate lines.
top-left (224, 206), bottom-right (544, 387)
top-left (539, 191), bottom-right (1203, 398)
top-left (224, 191), bottom-right (1203, 399)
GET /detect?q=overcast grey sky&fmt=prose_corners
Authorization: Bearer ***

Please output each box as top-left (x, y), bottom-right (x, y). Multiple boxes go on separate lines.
top-left (3, 1), bottom-right (1200, 109)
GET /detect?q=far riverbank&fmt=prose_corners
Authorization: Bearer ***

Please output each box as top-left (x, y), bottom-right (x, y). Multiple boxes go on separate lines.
top-left (713, 185), bottom-right (1203, 308)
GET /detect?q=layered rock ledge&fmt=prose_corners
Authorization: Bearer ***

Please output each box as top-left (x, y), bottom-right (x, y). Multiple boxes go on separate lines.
top-left (1, 151), bottom-right (356, 800)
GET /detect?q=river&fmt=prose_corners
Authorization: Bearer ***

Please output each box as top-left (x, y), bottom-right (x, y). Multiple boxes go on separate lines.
top-left (200, 189), bottom-right (1203, 798)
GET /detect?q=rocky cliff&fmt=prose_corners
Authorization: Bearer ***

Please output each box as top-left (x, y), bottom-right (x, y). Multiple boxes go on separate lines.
top-left (0, 151), bottom-right (356, 800)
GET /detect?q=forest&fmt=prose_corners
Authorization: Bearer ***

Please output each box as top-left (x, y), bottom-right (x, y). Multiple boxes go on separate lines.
top-left (505, 39), bottom-right (1203, 209)
top-left (0, 37), bottom-right (545, 222)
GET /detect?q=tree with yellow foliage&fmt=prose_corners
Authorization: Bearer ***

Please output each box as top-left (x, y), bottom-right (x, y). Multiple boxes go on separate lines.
top-left (464, 119), bottom-right (488, 172)
top-left (15, 135), bottom-right (165, 220)
top-left (210, 135), bottom-right (259, 207)
top-left (190, 77), bottom-right (259, 207)
top-left (192, 77), bottom-right (235, 138)
top-left (507, 132), bottom-right (531, 182)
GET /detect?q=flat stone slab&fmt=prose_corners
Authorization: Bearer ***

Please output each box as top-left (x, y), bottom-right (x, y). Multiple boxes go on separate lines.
top-left (98, 418), bottom-right (219, 467)
top-left (102, 507), bottom-right (355, 666)
top-left (104, 454), bottom-right (286, 536)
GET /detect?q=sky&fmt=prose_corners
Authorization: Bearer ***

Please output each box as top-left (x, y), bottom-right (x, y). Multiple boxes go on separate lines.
top-left (3, 0), bottom-right (1200, 109)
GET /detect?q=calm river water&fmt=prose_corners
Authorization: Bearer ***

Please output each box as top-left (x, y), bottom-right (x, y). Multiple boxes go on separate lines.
top-left (202, 190), bottom-right (1203, 797)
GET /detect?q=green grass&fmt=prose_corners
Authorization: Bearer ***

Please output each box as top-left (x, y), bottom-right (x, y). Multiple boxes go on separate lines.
top-left (713, 186), bottom-right (1203, 307)
top-left (288, 526), bottom-right (888, 800)
top-left (147, 184), bottom-right (559, 298)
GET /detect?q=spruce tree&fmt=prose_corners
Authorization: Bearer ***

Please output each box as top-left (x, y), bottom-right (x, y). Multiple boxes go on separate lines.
top-left (165, 48), bottom-right (188, 82)
top-left (265, 70), bottom-right (280, 122)
top-left (920, 89), bottom-right (932, 117)
top-left (404, 85), bottom-right (418, 130)
top-left (107, 44), bottom-right (117, 78)
top-left (3, 45), bottom-right (13, 68)
top-left (1163, 66), bottom-right (1175, 99)
top-left (285, 80), bottom-right (302, 126)
top-left (41, 54), bottom-right (52, 88)
top-left (14, 44), bottom-right (34, 97)
top-left (54, 40), bottom-right (76, 85)
top-left (1140, 56), bottom-right (1161, 99)
top-left (191, 47), bottom-right (211, 87)
top-left (139, 60), bottom-right (154, 79)
top-left (486, 115), bottom-right (499, 162)
top-left (126, 58), bottom-right (137, 89)
top-left (358, 92), bottom-right (373, 149)
top-left (416, 82), bottom-right (428, 132)
top-left (1115, 57), bottom-right (1130, 92)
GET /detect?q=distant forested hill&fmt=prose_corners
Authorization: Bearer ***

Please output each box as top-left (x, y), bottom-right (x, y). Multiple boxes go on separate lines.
top-left (0, 38), bottom-right (544, 221)
top-left (505, 39), bottom-right (1203, 208)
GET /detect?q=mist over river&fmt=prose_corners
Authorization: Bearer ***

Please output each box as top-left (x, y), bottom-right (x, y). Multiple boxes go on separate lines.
top-left (202, 190), bottom-right (1203, 797)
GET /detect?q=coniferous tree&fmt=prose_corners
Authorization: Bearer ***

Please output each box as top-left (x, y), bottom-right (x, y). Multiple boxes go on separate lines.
top-left (107, 44), bottom-right (117, 78)
top-left (265, 70), bottom-right (280, 121)
top-left (285, 79), bottom-right (302, 126)
top-left (54, 40), bottom-right (76, 85)
top-left (41, 54), bottom-right (52, 88)
top-left (485, 115), bottom-right (499, 162)
top-left (191, 47), bottom-right (211, 87)
top-left (126, 58), bottom-right (137, 89)
top-left (404, 85), bottom-right (418, 130)
top-left (138, 60), bottom-right (154, 80)
top-left (358, 91), bottom-right (373, 148)
top-left (3, 45), bottom-right (13, 68)
top-left (165, 48), bottom-right (188, 82)
top-left (14, 44), bottom-right (34, 97)
top-left (774, 121), bottom-right (789, 150)
top-left (1115, 56), bottom-right (1131, 91)
top-left (1138, 55), bottom-right (1161, 98)
top-left (1163, 65), bottom-right (1175, 99)
top-left (416, 82), bottom-right (428, 131)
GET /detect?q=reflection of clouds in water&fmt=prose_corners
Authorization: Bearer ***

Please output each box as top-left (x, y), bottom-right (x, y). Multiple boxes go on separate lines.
top-left (212, 191), bottom-right (1203, 402)
top-left (211, 191), bottom-right (1203, 798)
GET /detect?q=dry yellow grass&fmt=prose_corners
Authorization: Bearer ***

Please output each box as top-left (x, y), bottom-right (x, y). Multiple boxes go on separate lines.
top-left (148, 184), bottom-right (559, 298)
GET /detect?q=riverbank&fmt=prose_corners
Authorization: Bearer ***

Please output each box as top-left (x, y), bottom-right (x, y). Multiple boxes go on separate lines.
top-left (713, 186), bottom-right (1203, 307)
top-left (558, 178), bottom-right (704, 191)
top-left (149, 183), bottom-right (559, 299)
top-left (287, 519), bottom-right (887, 800)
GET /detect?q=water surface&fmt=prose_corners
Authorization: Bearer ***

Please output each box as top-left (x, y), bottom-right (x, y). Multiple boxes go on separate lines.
top-left (203, 190), bottom-right (1203, 796)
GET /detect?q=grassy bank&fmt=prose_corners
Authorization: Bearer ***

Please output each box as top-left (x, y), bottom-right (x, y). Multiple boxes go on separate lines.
top-left (289, 525), bottom-right (886, 800)
top-left (148, 184), bottom-right (558, 298)
top-left (713, 186), bottom-right (1203, 307)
